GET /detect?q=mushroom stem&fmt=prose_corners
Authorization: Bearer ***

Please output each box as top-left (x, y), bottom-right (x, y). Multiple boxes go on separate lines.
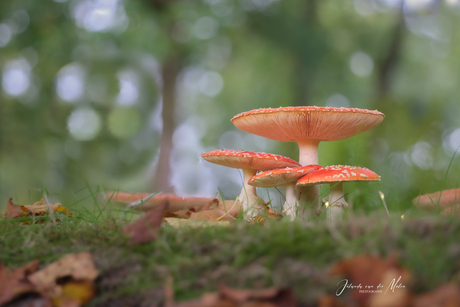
top-left (326, 182), bottom-right (348, 222)
top-left (296, 139), bottom-right (321, 218)
top-left (283, 184), bottom-right (298, 221)
top-left (237, 168), bottom-right (260, 220)
top-left (297, 185), bottom-right (320, 220)
top-left (296, 139), bottom-right (320, 165)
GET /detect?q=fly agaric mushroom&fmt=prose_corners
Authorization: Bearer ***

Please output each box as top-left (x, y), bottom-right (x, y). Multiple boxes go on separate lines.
top-left (412, 188), bottom-right (460, 211)
top-left (232, 106), bottom-right (384, 215)
top-left (296, 165), bottom-right (380, 221)
top-left (201, 149), bottom-right (301, 220)
top-left (248, 165), bottom-right (322, 221)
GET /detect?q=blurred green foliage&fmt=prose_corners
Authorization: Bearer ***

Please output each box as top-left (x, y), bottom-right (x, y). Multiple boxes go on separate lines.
top-left (1, 0), bottom-right (460, 215)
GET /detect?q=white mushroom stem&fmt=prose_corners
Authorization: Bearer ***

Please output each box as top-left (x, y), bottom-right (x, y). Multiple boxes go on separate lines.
top-left (325, 182), bottom-right (348, 222)
top-left (296, 139), bottom-right (321, 216)
top-left (297, 139), bottom-right (320, 165)
top-left (283, 184), bottom-right (299, 221)
top-left (237, 168), bottom-right (261, 220)
top-left (297, 185), bottom-right (320, 220)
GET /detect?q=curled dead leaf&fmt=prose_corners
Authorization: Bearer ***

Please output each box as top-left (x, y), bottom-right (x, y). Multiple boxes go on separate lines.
top-left (123, 200), bottom-right (168, 245)
top-left (412, 283), bottom-right (460, 307)
top-left (28, 252), bottom-right (98, 297)
top-left (330, 254), bottom-right (410, 305)
top-left (0, 260), bottom-right (40, 305)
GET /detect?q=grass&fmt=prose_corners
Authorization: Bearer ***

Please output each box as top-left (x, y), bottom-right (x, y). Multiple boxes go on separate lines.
top-left (1, 187), bottom-right (460, 306)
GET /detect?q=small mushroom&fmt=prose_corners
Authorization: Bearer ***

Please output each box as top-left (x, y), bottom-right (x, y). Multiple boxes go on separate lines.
top-left (201, 149), bottom-right (301, 220)
top-left (412, 188), bottom-right (460, 211)
top-left (248, 165), bottom-right (322, 220)
top-left (296, 165), bottom-right (380, 221)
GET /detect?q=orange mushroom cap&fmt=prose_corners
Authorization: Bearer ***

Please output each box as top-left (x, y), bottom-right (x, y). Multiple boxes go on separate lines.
top-left (296, 165), bottom-right (380, 186)
top-left (413, 188), bottom-right (460, 211)
top-left (232, 106), bottom-right (384, 142)
top-left (248, 165), bottom-right (322, 188)
top-left (201, 149), bottom-right (301, 171)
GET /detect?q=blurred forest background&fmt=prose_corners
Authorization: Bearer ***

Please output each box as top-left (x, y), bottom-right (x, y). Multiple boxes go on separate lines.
top-left (1, 0), bottom-right (460, 214)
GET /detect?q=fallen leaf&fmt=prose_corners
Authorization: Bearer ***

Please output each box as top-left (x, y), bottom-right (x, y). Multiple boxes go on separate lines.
top-left (108, 191), bottom-right (216, 212)
top-left (123, 200), bottom-right (168, 244)
top-left (217, 200), bottom-right (242, 218)
top-left (368, 267), bottom-right (411, 307)
top-left (189, 209), bottom-right (236, 222)
top-left (317, 295), bottom-right (350, 307)
top-left (412, 284), bottom-right (460, 307)
top-left (174, 285), bottom-right (297, 307)
top-left (199, 198), bottom-right (221, 212)
top-left (219, 284), bottom-right (296, 306)
top-left (330, 254), bottom-right (410, 305)
top-left (3, 198), bottom-right (26, 219)
top-left (28, 252), bottom-right (98, 297)
top-left (164, 218), bottom-right (230, 228)
top-left (0, 260), bottom-right (40, 305)
top-left (2, 198), bottom-right (72, 224)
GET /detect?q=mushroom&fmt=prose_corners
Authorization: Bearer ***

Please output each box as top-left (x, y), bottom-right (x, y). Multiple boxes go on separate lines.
top-left (248, 165), bottom-right (322, 221)
top-left (232, 106), bottom-right (384, 216)
top-left (412, 188), bottom-right (460, 211)
top-left (296, 165), bottom-right (380, 221)
top-left (201, 149), bottom-right (301, 220)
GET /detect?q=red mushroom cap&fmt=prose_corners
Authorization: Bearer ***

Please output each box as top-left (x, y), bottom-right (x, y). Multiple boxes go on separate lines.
top-left (232, 106), bottom-right (384, 142)
top-left (248, 165), bottom-right (322, 188)
top-left (296, 165), bottom-right (380, 187)
top-left (413, 188), bottom-right (460, 211)
top-left (201, 149), bottom-right (301, 171)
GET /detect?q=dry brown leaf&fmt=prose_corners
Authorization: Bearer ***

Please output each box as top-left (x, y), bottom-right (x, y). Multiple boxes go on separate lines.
top-left (317, 295), bottom-right (350, 307)
top-left (174, 285), bottom-right (297, 307)
top-left (218, 284), bottom-right (296, 306)
top-left (189, 209), bottom-right (236, 222)
top-left (23, 199), bottom-right (61, 215)
top-left (0, 260), bottom-right (40, 305)
top-left (108, 191), bottom-right (216, 212)
top-left (200, 198), bottom-right (221, 212)
top-left (330, 254), bottom-right (410, 305)
top-left (2, 198), bottom-right (72, 224)
top-left (28, 252), bottom-right (98, 297)
top-left (412, 284), bottom-right (460, 307)
top-left (368, 267), bottom-right (411, 307)
top-left (164, 218), bottom-right (230, 228)
top-left (3, 198), bottom-right (26, 219)
top-left (123, 200), bottom-right (168, 245)
top-left (216, 200), bottom-right (242, 218)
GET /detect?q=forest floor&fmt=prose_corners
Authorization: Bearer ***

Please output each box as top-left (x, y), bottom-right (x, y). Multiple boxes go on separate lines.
top-left (1, 200), bottom-right (460, 306)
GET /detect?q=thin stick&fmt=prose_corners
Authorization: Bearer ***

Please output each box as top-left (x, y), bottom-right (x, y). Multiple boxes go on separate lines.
top-left (379, 191), bottom-right (390, 218)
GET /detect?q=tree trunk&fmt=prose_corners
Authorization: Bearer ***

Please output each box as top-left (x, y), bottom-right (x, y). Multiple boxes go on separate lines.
top-left (153, 56), bottom-right (182, 193)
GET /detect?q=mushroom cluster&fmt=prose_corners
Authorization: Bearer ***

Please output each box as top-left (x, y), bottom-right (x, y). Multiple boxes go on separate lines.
top-left (202, 106), bottom-right (384, 221)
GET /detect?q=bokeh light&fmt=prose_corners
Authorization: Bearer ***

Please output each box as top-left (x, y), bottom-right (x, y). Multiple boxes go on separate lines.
top-left (349, 51), bottom-right (374, 77)
top-left (108, 107), bottom-right (141, 139)
top-left (56, 63), bottom-right (86, 103)
top-left (2, 58), bottom-right (31, 97)
top-left (67, 108), bottom-right (101, 141)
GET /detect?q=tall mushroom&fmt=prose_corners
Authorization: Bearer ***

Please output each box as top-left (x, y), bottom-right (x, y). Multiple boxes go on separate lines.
top-left (248, 165), bottom-right (322, 220)
top-left (201, 149), bottom-right (301, 220)
top-left (296, 165), bottom-right (380, 221)
top-left (232, 106), bottom-right (384, 218)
